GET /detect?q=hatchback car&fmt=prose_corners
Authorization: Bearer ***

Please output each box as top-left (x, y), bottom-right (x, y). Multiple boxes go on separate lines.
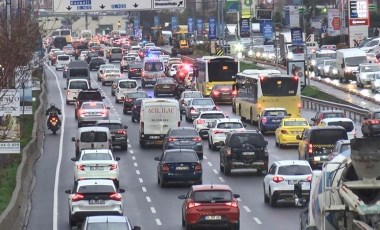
top-left (111, 78), bottom-right (128, 96)
top-left (185, 98), bottom-right (217, 122)
top-left (258, 108), bottom-right (288, 135)
top-left (328, 139), bottom-right (351, 160)
top-left (97, 64), bottom-right (116, 81)
top-left (65, 179), bottom-right (125, 227)
top-left (88, 57), bottom-right (105, 71)
top-left (210, 84), bottom-right (236, 104)
top-left (154, 77), bottom-right (177, 97)
top-left (122, 91), bottom-right (149, 114)
top-left (178, 184), bottom-right (240, 230)
top-left (263, 160), bottom-right (312, 207)
top-left (208, 118), bottom-right (246, 151)
top-left (163, 127), bottom-right (203, 159)
top-left (95, 120), bottom-right (128, 151)
top-left (362, 110), bottom-right (380, 136)
top-left (179, 91), bottom-right (203, 114)
top-left (275, 117), bottom-right (309, 148)
top-left (77, 101), bottom-right (110, 127)
top-left (355, 63), bottom-right (380, 88)
top-left (71, 149), bottom-right (120, 187)
top-left (81, 216), bottom-right (141, 230)
top-left (155, 149), bottom-right (202, 187)
top-left (55, 54), bottom-right (71, 70)
top-left (127, 62), bottom-right (143, 78)
top-left (115, 79), bottom-right (139, 103)
top-left (120, 55), bottom-right (138, 72)
top-left (85, 51), bottom-right (99, 64)
top-left (193, 111), bottom-right (226, 138)
top-left (319, 117), bottom-right (356, 139)
top-left (101, 69), bottom-right (123, 86)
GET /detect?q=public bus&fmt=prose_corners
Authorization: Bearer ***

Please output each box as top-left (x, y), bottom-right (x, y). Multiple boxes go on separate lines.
top-left (81, 30), bottom-right (93, 43)
top-left (52, 29), bottom-right (72, 43)
top-left (195, 56), bottom-right (240, 96)
top-left (233, 69), bottom-right (301, 124)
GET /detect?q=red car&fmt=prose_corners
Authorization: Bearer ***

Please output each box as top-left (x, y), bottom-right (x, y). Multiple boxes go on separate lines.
top-left (178, 184), bottom-right (240, 230)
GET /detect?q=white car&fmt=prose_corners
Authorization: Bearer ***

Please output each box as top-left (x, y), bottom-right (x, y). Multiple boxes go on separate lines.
top-left (355, 63), bottom-right (380, 88)
top-left (371, 72), bottom-right (380, 93)
top-left (263, 160), bottom-right (312, 207)
top-left (79, 51), bottom-right (89, 61)
top-left (101, 69), bottom-right (123, 86)
top-left (64, 79), bottom-right (90, 105)
top-left (77, 101), bottom-right (110, 127)
top-left (97, 64), bottom-right (115, 81)
top-left (65, 179), bottom-right (124, 227)
top-left (178, 90), bottom-right (203, 113)
top-left (126, 52), bottom-right (141, 61)
top-left (72, 149), bottom-right (120, 186)
top-left (193, 111), bottom-right (227, 138)
top-left (319, 117), bottom-right (356, 140)
top-left (115, 79), bottom-right (139, 103)
top-left (208, 118), bottom-right (246, 150)
top-left (167, 64), bottom-right (179, 77)
top-left (55, 54), bottom-right (70, 70)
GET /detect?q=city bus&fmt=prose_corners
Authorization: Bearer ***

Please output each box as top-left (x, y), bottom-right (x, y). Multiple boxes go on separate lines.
top-left (195, 56), bottom-right (240, 96)
top-left (52, 29), bottom-right (72, 44)
top-left (233, 69), bottom-right (301, 124)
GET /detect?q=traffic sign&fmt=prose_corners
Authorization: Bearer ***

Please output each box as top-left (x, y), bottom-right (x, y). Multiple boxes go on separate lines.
top-left (256, 9), bottom-right (272, 20)
top-left (53, 0), bottom-right (186, 12)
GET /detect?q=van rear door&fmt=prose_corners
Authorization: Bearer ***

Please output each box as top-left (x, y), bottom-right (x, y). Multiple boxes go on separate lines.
top-left (143, 105), bottom-right (180, 136)
top-left (79, 131), bottom-right (109, 151)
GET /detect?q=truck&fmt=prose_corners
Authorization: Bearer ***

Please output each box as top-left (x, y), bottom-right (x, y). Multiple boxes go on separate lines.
top-left (279, 32), bottom-right (305, 65)
top-left (171, 25), bottom-right (193, 56)
top-left (295, 137), bottom-right (380, 230)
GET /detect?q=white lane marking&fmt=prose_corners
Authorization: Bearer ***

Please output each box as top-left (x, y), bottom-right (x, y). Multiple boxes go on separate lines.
top-left (142, 187), bottom-right (147, 192)
top-left (207, 162), bottom-right (213, 166)
top-left (219, 177), bottom-right (225, 183)
top-left (155, 219), bottom-right (162, 226)
top-left (203, 156), bottom-right (208, 160)
top-left (132, 156), bottom-right (136, 160)
top-left (130, 150), bottom-right (134, 154)
top-left (134, 162), bottom-right (138, 167)
top-left (127, 139), bottom-right (130, 143)
top-left (146, 196), bottom-right (151, 202)
top-left (243, 206), bottom-right (251, 213)
top-left (48, 65), bottom-right (66, 230)
top-left (253, 217), bottom-right (262, 224)
top-left (136, 170), bottom-right (140, 175)
top-left (150, 207), bottom-right (156, 213)
top-left (128, 144), bottom-right (132, 148)
top-left (213, 169), bottom-right (219, 174)
top-left (139, 178), bottom-right (143, 183)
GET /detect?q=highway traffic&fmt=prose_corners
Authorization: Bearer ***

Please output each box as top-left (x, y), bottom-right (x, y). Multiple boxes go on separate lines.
top-left (25, 57), bottom-right (364, 230)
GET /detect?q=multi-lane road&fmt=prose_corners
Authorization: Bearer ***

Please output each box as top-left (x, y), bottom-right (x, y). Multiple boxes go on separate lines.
top-left (25, 59), bottom-right (364, 230)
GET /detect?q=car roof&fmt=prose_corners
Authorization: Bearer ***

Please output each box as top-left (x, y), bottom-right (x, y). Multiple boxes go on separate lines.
top-left (274, 160), bottom-right (311, 167)
top-left (282, 117), bottom-right (307, 121)
top-left (321, 117), bottom-right (353, 123)
top-left (119, 79), bottom-right (137, 83)
top-left (216, 118), bottom-right (242, 123)
top-left (81, 149), bottom-right (112, 154)
top-left (192, 184), bottom-right (232, 192)
top-left (77, 179), bottom-right (115, 186)
top-left (78, 126), bottom-right (110, 132)
top-left (82, 101), bottom-right (103, 105)
top-left (86, 215), bottom-right (129, 223)
top-left (95, 120), bottom-right (122, 125)
top-left (199, 110), bottom-right (224, 114)
top-left (164, 149), bottom-right (196, 154)
top-left (306, 126), bottom-right (346, 131)
top-left (170, 127), bottom-right (197, 131)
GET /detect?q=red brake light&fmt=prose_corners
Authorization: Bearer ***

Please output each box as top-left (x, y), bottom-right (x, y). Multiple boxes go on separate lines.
top-left (232, 90), bottom-right (237, 96)
top-left (190, 107), bottom-right (196, 113)
top-left (308, 143), bottom-right (313, 155)
top-left (117, 130), bottom-right (126, 135)
top-left (371, 120), bottom-right (380, 124)
top-left (101, 109), bottom-right (108, 115)
top-left (213, 130), bottom-right (224, 134)
top-left (194, 163), bottom-right (202, 172)
top-left (262, 116), bottom-right (267, 124)
top-left (109, 192), bottom-right (122, 201)
top-left (225, 202), bottom-right (239, 208)
top-left (110, 164), bottom-right (118, 170)
top-left (162, 164), bottom-right (170, 172)
top-left (188, 202), bottom-right (201, 208)
top-left (168, 138), bottom-right (177, 142)
top-left (72, 193), bottom-right (84, 202)
top-left (125, 98), bottom-right (133, 102)
top-left (140, 122), bottom-right (144, 133)
top-left (212, 90), bottom-right (220, 96)
top-left (76, 164), bottom-right (84, 171)
top-left (306, 175), bottom-right (312, 182)
top-left (192, 137), bottom-right (202, 142)
top-left (196, 119), bottom-right (205, 124)
top-left (272, 176), bottom-right (284, 183)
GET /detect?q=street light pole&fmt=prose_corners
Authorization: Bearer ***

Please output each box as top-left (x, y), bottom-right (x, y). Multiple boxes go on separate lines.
top-left (301, 0), bottom-right (310, 85)
top-left (273, 0), bottom-right (278, 69)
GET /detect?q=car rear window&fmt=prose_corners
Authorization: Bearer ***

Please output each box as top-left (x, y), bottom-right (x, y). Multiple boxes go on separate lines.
top-left (97, 123), bottom-right (122, 130)
top-left (264, 110), bottom-right (286, 116)
top-left (87, 223), bottom-right (129, 230)
top-left (158, 78), bottom-right (175, 84)
top-left (213, 85), bottom-right (232, 90)
top-left (217, 122), bottom-right (243, 129)
top-left (69, 81), bottom-right (89, 90)
top-left (78, 92), bottom-right (102, 101)
top-left (193, 190), bottom-right (232, 202)
top-left (124, 56), bottom-right (136, 61)
top-left (200, 113), bottom-right (225, 119)
top-left (192, 99), bottom-right (214, 106)
top-left (323, 112), bottom-right (344, 119)
top-left (82, 152), bottom-right (112, 161)
top-left (284, 120), bottom-right (308, 126)
top-left (170, 129), bottom-right (198, 137)
top-left (82, 103), bottom-right (104, 109)
top-left (163, 151), bottom-right (198, 162)
top-left (229, 133), bottom-right (266, 147)
top-left (69, 69), bottom-right (89, 77)
top-left (277, 165), bottom-right (311, 175)
top-left (327, 121), bottom-right (354, 132)
top-left (80, 131), bottom-right (108, 142)
top-left (144, 62), bottom-right (164, 71)
top-left (112, 48), bottom-right (122, 53)
top-left (127, 92), bottom-right (148, 98)
top-left (58, 56), bottom-right (70, 61)
top-left (77, 185), bottom-right (115, 193)
top-left (184, 92), bottom-right (202, 98)
top-left (310, 129), bottom-right (348, 144)
top-left (106, 69), bottom-right (120, 74)
top-left (374, 112), bottom-right (380, 119)
top-left (119, 81), bottom-right (137, 88)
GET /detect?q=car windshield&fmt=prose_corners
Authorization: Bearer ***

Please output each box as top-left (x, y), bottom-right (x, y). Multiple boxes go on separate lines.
top-left (374, 112), bottom-right (380, 119)
top-left (87, 223), bottom-right (129, 230)
top-left (106, 69), bottom-right (120, 74)
top-left (163, 151), bottom-right (198, 162)
top-left (327, 121), bottom-right (354, 132)
top-left (158, 78), bottom-right (175, 84)
top-left (193, 190), bottom-right (232, 203)
top-left (192, 99), bottom-right (214, 106)
top-left (310, 129), bottom-right (348, 144)
top-left (58, 56), bottom-right (70, 61)
top-left (277, 165), bottom-right (311, 175)
top-left (170, 129), bottom-right (198, 137)
top-left (229, 133), bottom-right (266, 147)
top-left (263, 110), bottom-right (286, 116)
top-left (82, 103), bottom-right (104, 109)
top-left (77, 185), bottom-right (115, 193)
top-left (97, 123), bottom-right (122, 130)
top-left (200, 113), bottom-right (225, 119)
top-left (144, 62), bottom-right (163, 71)
top-left (217, 122), bottom-right (243, 129)
top-left (69, 81), bottom-right (88, 90)
top-left (80, 131), bottom-right (108, 142)
top-left (119, 81), bottom-right (137, 88)
top-left (184, 92), bottom-right (202, 98)
top-left (284, 120), bottom-right (308, 126)
top-left (340, 144), bottom-right (351, 153)
top-left (324, 60), bottom-right (334, 66)
top-left (345, 56), bottom-right (367, 67)
top-left (361, 65), bottom-right (380, 72)
top-left (127, 92), bottom-right (148, 98)
top-left (82, 152), bottom-right (112, 161)
top-left (70, 69), bottom-right (88, 77)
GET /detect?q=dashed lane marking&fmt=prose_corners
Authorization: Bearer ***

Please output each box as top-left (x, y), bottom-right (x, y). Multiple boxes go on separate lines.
top-left (237, 198), bottom-right (242, 202)
top-left (155, 219), bottom-right (162, 226)
top-left (219, 177), bottom-right (225, 183)
top-left (254, 217), bottom-right (262, 224)
top-left (150, 207), bottom-right (156, 213)
top-left (207, 162), bottom-right (213, 166)
top-left (136, 170), bottom-right (140, 175)
top-left (138, 178), bottom-right (143, 183)
top-left (128, 144), bottom-right (132, 148)
top-left (243, 206), bottom-right (251, 213)
top-left (130, 150), bottom-right (134, 154)
top-left (134, 162), bottom-right (138, 167)
top-left (203, 156), bottom-right (208, 160)
top-left (142, 187), bottom-right (147, 192)
top-left (132, 156), bottom-right (136, 160)
top-left (213, 169), bottom-right (219, 174)
top-left (146, 196), bottom-right (151, 202)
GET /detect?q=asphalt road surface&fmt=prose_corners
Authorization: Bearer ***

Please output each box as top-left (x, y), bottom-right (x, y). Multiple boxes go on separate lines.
top-left (26, 59), bottom-right (364, 230)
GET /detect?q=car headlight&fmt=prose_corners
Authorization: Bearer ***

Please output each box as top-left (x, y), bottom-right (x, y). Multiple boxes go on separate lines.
top-left (344, 68), bottom-right (352, 73)
top-left (332, 69), bottom-right (338, 74)
top-left (311, 60), bottom-right (316, 66)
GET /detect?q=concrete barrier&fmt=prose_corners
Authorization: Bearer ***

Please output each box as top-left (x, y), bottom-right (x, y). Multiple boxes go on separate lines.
top-left (0, 72), bottom-right (47, 230)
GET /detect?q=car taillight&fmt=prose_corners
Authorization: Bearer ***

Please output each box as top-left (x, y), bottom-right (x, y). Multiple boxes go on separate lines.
top-left (162, 164), bottom-right (169, 172)
top-left (196, 119), bottom-right (205, 124)
top-left (109, 192), bottom-right (122, 201)
top-left (232, 90), bottom-right (237, 96)
top-left (76, 164), bottom-right (84, 171)
top-left (78, 109), bottom-right (85, 115)
top-left (212, 90), bottom-right (220, 96)
top-left (181, 99), bottom-right (186, 105)
top-left (272, 176), bottom-right (284, 183)
top-left (280, 130), bottom-right (288, 134)
top-left (213, 130), bottom-right (224, 134)
top-left (194, 163), bottom-right (202, 172)
top-left (190, 107), bottom-right (196, 113)
top-left (66, 91), bottom-right (70, 95)
top-left (192, 137), bottom-right (202, 142)
top-left (112, 85), bottom-right (117, 89)
top-left (371, 120), bottom-right (380, 124)
top-left (117, 130), bottom-right (126, 135)
top-left (225, 202), bottom-right (239, 208)
top-left (110, 164), bottom-right (118, 170)
top-left (308, 143), bottom-right (313, 155)
top-left (125, 98), bottom-right (133, 102)
top-left (306, 175), bottom-right (312, 182)
top-left (298, 103), bottom-right (302, 109)
top-left (188, 202), bottom-right (201, 208)
top-left (168, 138), bottom-right (177, 142)
top-left (262, 116), bottom-right (267, 124)
top-left (101, 109), bottom-right (108, 115)
top-left (132, 105), bottom-right (137, 110)
top-left (72, 193), bottom-right (84, 202)
top-left (226, 148), bottom-right (232, 156)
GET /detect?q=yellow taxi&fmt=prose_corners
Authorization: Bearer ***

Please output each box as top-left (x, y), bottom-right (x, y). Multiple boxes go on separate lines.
top-left (91, 38), bottom-right (100, 45)
top-left (275, 117), bottom-right (309, 148)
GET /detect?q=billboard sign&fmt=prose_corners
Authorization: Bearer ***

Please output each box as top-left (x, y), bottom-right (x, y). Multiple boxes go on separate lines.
top-left (349, 25), bottom-right (368, 47)
top-left (287, 61), bottom-right (306, 87)
top-left (171, 16), bottom-right (178, 31)
top-left (133, 17), bottom-right (140, 38)
top-left (240, 18), bottom-right (250, 38)
top-left (196, 18), bottom-right (203, 36)
top-left (226, 0), bottom-right (239, 13)
top-left (327, 9), bottom-right (341, 36)
top-left (241, 0), bottom-right (254, 18)
top-left (154, 16), bottom-right (159, 27)
top-left (15, 67), bottom-right (33, 115)
top-left (262, 21), bottom-right (273, 45)
top-left (256, 9), bottom-right (272, 20)
top-left (208, 18), bottom-right (217, 39)
top-left (348, 0), bottom-right (369, 47)
top-left (284, 6), bottom-right (300, 28)
top-left (291, 27), bottom-right (303, 46)
top-left (187, 17), bottom-right (194, 34)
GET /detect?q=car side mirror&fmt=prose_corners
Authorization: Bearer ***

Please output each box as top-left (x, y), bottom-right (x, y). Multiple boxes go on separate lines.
top-left (154, 157), bottom-right (160, 161)
top-left (178, 194), bottom-right (186, 199)
top-left (64, 87), bottom-right (67, 90)
top-left (264, 141), bottom-right (268, 145)
top-left (70, 157), bottom-right (77, 161)
top-left (71, 137), bottom-right (76, 142)
top-left (311, 118), bottom-right (316, 122)
top-left (107, 107), bottom-right (110, 110)
top-left (65, 189), bottom-right (72, 194)
top-left (124, 125), bottom-right (128, 129)
top-left (115, 157), bottom-right (120, 161)
top-left (233, 194), bottom-right (240, 198)
top-left (102, 96), bottom-right (105, 99)
top-left (119, 188), bottom-right (126, 193)
top-left (296, 135), bottom-right (302, 140)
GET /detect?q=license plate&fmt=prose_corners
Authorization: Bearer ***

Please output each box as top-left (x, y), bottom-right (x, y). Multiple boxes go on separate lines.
top-left (150, 136), bottom-right (160, 139)
top-left (163, 85), bottom-right (170, 88)
top-left (288, 180), bottom-right (300, 185)
top-left (89, 199), bottom-right (105, 204)
top-left (51, 121), bottom-right (57, 126)
top-left (205, 216), bottom-right (221, 220)
top-left (242, 152), bottom-right (255, 156)
top-left (176, 166), bottom-right (189, 170)
top-left (90, 166), bottom-right (104, 171)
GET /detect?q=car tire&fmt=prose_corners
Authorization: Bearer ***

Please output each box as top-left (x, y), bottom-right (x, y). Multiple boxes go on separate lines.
top-left (186, 224), bottom-right (193, 230)
top-left (211, 142), bottom-right (216, 151)
top-left (66, 100), bottom-right (70, 105)
top-left (112, 92), bottom-right (115, 96)
top-left (182, 212), bottom-right (186, 226)
top-left (121, 144), bottom-right (128, 151)
top-left (224, 164), bottom-right (231, 175)
top-left (232, 102), bottom-right (236, 113)
top-left (154, 92), bottom-right (158, 97)
top-left (220, 159), bottom-right (225, 173)
top-left (263, 184), bottom-right (269, 203)
top-left (140, 139), bottom-right (146, 148)
top-left (77, 122), bottom-right (81, 128)
top-left (270, 192), bottom-right (277, 207)
top-left (114, 180), bottom-right (120, 189)
top-left (159, 177), bottom-right (166, 187)
top-left (362, 126), bottom-right (368, 136)
top-left (141, 81), bottom-right (145, 89)
top-left (195, 179), bottom-right (202, 185)
top-left (69, 214), bottom-right (76, 227)
top-left (233, 222), bottom-right (240, 230)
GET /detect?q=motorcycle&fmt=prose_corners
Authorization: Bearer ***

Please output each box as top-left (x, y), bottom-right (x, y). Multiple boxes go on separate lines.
top-left (47, 111), bottom-right (61, 134)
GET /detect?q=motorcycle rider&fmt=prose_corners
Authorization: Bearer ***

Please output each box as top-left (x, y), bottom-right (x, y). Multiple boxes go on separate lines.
top-left (45, 103), bottom-right (62, 116)
top-left (46, 104), bottom-right (62, 134)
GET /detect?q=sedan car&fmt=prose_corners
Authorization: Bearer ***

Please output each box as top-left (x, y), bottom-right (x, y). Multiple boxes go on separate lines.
top-left (320, 59), bottom-right (336, 78)
top-left (77, 101), bottom-right (110, 127)
top-left (178, 184), bottom-right (240, 230)
top-left (208, 118), bottom-right (246, 151)
top-left (163, 127), bottom-right (203, 159)
top-left (258, 108), bottom-right (288, 135)
top-left (263, 160), bottom-right (312, 207)
top-left (328, 139), bottom-right (351, 160)
top-left (89, 45), bottom-right (104, 56)
top-left (154, 77), bottom-right (177, 97)
top-left (65, 179), bottom-right (125, 227)
top-left (71, 149), bottom-right (120, 186)
top-left (179, 91), bottom-right (203, 114)
top-left (127, 62), bottom-right (143, 79)
top-left (167, 63), bottom-right (179, 77)
top-left (85, 51), bottom-right (99, 64)
top-left (120, 55), bottom-right (138, 72)
top-left (97, 64), bottom-right (115, 81)
top-left (275, 117), bottom-right (309, 148)
top-left (81, 216), bottom-right (141, 230)
top-left (131, 98), bottom-right (144, 122)
top-left (155, 149), bottom-right (202, 187)
top-left (193, 111), bottom-right (226, 138)
top-left (95, 120), bottom-right (128, 151)
top-left (63, 45), bottom-right (75, 55)
top-left (88, 57), bottom-right (105, 71)
top-left (210, 84), bottom-right (236, 104)
top-left (102, 69), bottom-right (123, 86)
top-left (185, 98), bottom-right (217, 122)
top-left (311, 110), bottom-right (346, 126)
top-left (122, 91), bottom-right (149, 114)
top-left (115, 79), bottom-right (139, 103)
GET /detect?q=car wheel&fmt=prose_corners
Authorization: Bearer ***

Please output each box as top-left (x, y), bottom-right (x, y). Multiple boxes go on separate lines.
top-left (362, 126), bottom-right (368, 136)
top-left (270, 192), bottom-right (277, 207)
top-left (263, 184), bottom-right (269, 203)
top-left (159, 177), bottom-right (166, 187)
top-left (114, 180), bottom-right (120, 189)
top-left (77, 122), bottom-right (81, 128)
top-left (232, 102), bottom-right (236, 113)
top-left (220, 159), bottom-right (224, 173)
top-left (186, 223), bottom-right (193, 230)
top-left (195, 179), bottom-right (202, 185)
top-left (211, 141), bottom-right (216, 151)
top-left (224, 164), bottom-right (231, 175)
top-left (69, 213), bottom-right (76, 227)
top-left (115, 98), bottom-right (119, 103)
top-left (66, 100), bottom-right (70, 105)
top-left (233, 222), bottom-right (240, 230)
top-left (121, 144), bottom-right (128, 151)
top-left (112, 92), bottom-right (115, 96)
top-left (141, 81), bottom-right (145, 89)
top-left (182, 211), bottom-right (186, 226)
top-left (140, 139), bottom-right (146, 148)
top-left (154, 92), bottom-right (158, 97)
top-left (208, 139), bottom-right (212, 149)
top-left (102, 81), bottom-right (105, 86)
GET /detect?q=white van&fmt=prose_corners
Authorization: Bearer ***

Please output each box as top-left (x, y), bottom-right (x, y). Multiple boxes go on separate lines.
top-left (56, 55), bottom-right (71, 70)
top-left (336, 48), bottom-right (367, 83)
top-left (139, 99), bottom-right (180, 147)
top-left (64, 79), bottom-right (90, 105)
top-left (319, 117), bottom-right (356, 140)
top-left (72, 126), bottom-right (113, 159)
top-left (141, 57), bottom-right (165, 88)
top-left (360, 37), bottom-right (380, 53)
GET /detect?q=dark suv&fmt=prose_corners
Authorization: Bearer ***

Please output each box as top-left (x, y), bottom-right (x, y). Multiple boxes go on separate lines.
top-left (219, 130), bottom-right (268, 175)
top-left (74, 89), bottom-right (104, 119)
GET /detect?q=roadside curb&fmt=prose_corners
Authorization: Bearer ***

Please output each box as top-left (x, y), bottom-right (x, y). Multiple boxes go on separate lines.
top-left (0, 70), bottom-right (47, 230)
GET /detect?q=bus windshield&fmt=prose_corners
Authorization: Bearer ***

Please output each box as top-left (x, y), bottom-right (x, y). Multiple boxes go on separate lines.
top-left (208, 59), bottom-right (238, 82)
top-left (61, 30), bottom-right (71, 36)
top-left (260, 77), bottom-right (298, 96)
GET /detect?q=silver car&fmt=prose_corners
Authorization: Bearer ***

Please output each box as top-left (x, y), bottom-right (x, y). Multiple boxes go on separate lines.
top-left (97, 64), bottom-right (116, 81)
top-left (77, 101), bottom-right (110, 127)
top-left (355, 63), bottom-right (380, 88)
top-left (81, 216), bottom-right (141, 230)
top-left (179, 90), bottom-right (203, 113)
top-left (185, 98), bottom-right (217, 122)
